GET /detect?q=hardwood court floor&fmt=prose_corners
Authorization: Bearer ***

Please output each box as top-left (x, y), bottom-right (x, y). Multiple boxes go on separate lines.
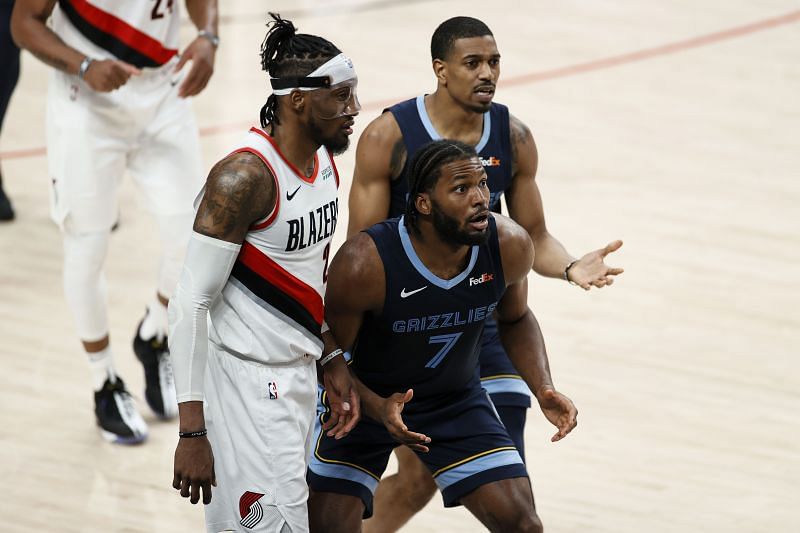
top-left (0, 1), bottom-right (798, 531)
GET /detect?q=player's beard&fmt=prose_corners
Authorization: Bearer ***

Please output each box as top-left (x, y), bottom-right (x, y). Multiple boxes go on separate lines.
top-left (431, 201), bottom-right (489, 246)
top-left (309, 114), bottom-right (350, 155)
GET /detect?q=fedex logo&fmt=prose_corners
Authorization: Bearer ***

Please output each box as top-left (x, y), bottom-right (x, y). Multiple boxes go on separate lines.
top-left (469, 273), bottom-right (494, 286)
top-left (480, 156), bottom-right (501, 167)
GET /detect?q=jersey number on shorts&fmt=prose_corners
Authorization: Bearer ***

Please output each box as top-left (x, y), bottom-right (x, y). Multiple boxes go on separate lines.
top-left (424, 333), bottom-right (462, 368)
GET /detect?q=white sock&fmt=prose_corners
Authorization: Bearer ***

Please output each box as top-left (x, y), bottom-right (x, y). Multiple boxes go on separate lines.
top-left (139, 298), bottom-right (169, 341)
top-left (88, 347), bottom-right (116, 391)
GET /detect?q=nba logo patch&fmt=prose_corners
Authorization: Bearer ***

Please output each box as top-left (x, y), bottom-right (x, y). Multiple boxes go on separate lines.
top-left (268, 382), bottom-right (278, 400)
top-left (239, 491), bottom-right (264, 529)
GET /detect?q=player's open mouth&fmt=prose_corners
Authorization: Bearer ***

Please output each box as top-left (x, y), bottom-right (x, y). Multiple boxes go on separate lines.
top-left (341, 120), bottom-right (354, 135)
top-left (474, 85), bottom-right (495, 101)
top-left (469, 212), bottom-right (489, 230)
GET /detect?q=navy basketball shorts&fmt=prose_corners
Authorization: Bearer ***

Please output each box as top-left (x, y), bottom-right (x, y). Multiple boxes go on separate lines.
top-left (307, 385), bottom-right (528, 518)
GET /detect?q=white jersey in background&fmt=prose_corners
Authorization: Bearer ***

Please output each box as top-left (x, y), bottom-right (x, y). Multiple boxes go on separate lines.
top-left (51, 0), bottom-right (180, 68)
top-left (207, 127), bottom-right (341, 364)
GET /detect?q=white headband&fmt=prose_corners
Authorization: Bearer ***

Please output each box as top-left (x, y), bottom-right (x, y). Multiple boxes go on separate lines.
top-left (270, 53), bottom-right (357, 96)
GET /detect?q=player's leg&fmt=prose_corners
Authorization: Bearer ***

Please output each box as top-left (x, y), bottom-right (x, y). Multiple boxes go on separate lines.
top-left (128, 76), bottom-right (203, 418)
top-left (0, 0), bottom-right (20, 221)
top-left (414, 388), bottom-right (530, 527)
top-left (307, 391), bottom-right (396, 532)
top-left (495, 404), bottom-right (528, 462)
top-left (362, 446), bottom-right (437, 533)
top-left (308, 491), bottom-right (364, 533)
top-left (480, 317), bottom-right (532, 461)
top-left (205, 348), bottom-right (319, 532)
top-left (461, 477), bottom-right (542, 533)
top-left (48, 70), bottom-right (147, 443)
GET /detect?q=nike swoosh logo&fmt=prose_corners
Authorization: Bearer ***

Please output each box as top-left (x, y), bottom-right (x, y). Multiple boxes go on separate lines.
top-left (286, 186), bottom-right (301, 201)
top-left (400, 286), bottom-right (428, 298)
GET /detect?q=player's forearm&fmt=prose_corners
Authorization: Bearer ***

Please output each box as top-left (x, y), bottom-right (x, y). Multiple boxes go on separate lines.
top-left (351, 375), bottom-right (386, 422)
top-left (498, 310), bottom-right (555, 397)
top-left (11, 10), bottom-right (83, 74)
top-left (185, 0), bottom-right (218, 34)
top-left (178, 401), bottom-right (206, 432)
top-left (531, 231), bottom-right (575, 279)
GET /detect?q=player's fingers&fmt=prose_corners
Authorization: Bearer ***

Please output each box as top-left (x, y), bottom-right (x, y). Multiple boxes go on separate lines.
top-left (174, 52), bottom-right (190, 72)
top-left (116, 60), bottom-right (141, 76)
top-left (605, 277), bottom-right (615, 286)
top-left (173, 472), bottom-right (182, 490)
top-left (607, 267), bottom-right (624, 275)
top-left (348, 390), bottom-right (361, 423)
top-left (190, 480), bottom-right (201, 504)
top-left (407, 443), bottom-right (430, 453)
top-left (602, 240), bottom-right (623, 256)
top-left (202, 481), bottom-right (213, 505)
top-left (180, 478), bottom-right (191, 498)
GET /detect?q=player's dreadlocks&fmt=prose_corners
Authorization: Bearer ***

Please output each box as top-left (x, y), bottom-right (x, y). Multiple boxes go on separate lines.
top-left (405, 139), bottom-right (477, 233)
top-left (259, 13), bottom-right (341, 128)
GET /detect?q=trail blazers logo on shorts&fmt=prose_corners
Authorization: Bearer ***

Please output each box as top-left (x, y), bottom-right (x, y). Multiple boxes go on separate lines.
top-left (239, 491), bottom-right (265, 529)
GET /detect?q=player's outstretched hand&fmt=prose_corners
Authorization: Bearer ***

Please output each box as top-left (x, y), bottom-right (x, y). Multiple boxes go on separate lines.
top-left (83, 59), bottom-right (141, 93)
top-left (175, 36), bottom-right (216, 98)
top-left (381, 389), bottom-right (431, 453)
top-left (537, 387), bottom-right (578, 442)
top-left (322, 356), bottom-right (361, 439)
top-left (173, 436), bottom-right (216, 505)
top-left (568, 240), bottom-right (624, 290)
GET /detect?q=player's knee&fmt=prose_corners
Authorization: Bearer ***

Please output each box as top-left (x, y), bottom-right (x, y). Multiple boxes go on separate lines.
top-left (489, 509), bottom-right (542, 533)
top-left (308, 491), bottom-right (363, 533)
top-left (397, 464), bottom-right (437, 510)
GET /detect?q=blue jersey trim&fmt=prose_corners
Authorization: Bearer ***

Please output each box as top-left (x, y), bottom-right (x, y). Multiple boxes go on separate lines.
top-left (433, 448), bottom-right (524, 490)
top-left (398, 217), bottom-right (478, 290)
top-left (415, 95), bottom-right (492, 153)
top-left (480, 376), bottom-right (533, 398)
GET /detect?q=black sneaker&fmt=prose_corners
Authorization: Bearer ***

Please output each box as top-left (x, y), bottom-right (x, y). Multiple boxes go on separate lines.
top-left (133, 325), bottom-right (178, 419)
top-left (94, 377), bottom-right (148, 444)
top-left (0, 186), bottom-right (14, 221)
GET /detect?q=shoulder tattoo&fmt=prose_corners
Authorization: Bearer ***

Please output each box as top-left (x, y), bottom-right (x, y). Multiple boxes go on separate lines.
top-left (194, 153), bottom-right (273, 239)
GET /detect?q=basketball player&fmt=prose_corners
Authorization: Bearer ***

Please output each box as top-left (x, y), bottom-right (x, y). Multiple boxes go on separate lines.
top-left (347, 16), bottom-right (623, 530)
top-left (0, 0), bottom-right (18, 221)
top-left (308, 139), bottom-right (577, 533)
top-left (168, 15), bottom-right (360, 532)
top-left (11, 0), bottom-right (218, 443)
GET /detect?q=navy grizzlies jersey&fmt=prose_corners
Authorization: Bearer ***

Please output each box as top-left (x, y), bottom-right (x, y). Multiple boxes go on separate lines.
top-left (386, 96), bottom-right (513, 218)
top-left (351, 217), bottom-right (506, 409)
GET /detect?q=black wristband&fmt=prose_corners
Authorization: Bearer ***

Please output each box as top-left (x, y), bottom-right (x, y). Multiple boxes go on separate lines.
top-left (564, 259), bottom-right (579, 284)
top-left (178, 429), bottom-right (208, 438)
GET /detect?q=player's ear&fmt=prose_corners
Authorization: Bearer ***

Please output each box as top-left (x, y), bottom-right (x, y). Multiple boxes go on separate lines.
top-left (432, 59), bottom-right (447, 85)
top-left (415, 193), bottom-right (431, 215)
top-left (289, 89), bottom-right (306, 113)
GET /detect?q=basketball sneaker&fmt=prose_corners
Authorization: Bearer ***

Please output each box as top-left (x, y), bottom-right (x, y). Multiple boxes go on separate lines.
top-left (133, 326), bottom-right (178, 419)
top-left (94, 377), bottom-right (148, 444)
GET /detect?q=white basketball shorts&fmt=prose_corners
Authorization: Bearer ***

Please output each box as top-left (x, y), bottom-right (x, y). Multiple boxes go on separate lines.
top-left (203, 343), bottom-right (318, 533)
top-left (46, 59), bottom-right (203, 233)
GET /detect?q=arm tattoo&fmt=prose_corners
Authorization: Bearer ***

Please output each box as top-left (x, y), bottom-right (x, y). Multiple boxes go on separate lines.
top-left (194, 152), bottom-right (274, 242)
top-left (388, 138), bottom-right (407, 181)
top-left (510, 116), bottom-right (533, 177)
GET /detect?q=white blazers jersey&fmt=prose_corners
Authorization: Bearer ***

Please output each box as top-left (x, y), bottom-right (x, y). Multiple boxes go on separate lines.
top-left (52, 0), bottom-right (180, 68)
top-left (208, 127), bottom-right (340, 365)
